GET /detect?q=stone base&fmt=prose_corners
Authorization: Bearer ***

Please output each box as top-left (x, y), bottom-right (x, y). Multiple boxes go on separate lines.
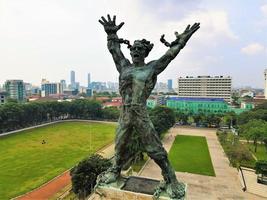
top-left (90, 176), bottom-right (187, 200)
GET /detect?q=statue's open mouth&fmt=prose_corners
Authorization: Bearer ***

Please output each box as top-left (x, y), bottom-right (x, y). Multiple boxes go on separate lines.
top-left (133, 54), bottom-right (140, 58)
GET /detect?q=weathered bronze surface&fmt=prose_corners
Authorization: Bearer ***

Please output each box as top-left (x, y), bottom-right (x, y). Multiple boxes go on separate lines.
top-left (97, 14), bottom-right (199, 199)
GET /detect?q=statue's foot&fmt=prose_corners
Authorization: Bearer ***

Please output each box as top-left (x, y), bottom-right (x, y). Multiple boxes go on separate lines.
top-left (166, 181), bottom-right (185, 199)
top-left (96, 169), bottom-right (120, 185)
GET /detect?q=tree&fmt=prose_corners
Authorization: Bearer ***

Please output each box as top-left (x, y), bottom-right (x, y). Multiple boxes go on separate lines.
top-left (240, 120), bottom-right (266, 152)
top-left (149, 106), bottom-right (176, 137)
top-left (70, 154), bottom-right (112, 199)
top-left (206, 114), bottom-right (222, 127)
top-left (102, 107), bottom-right (120, 120)
top-left (238, 109), bottom-right (267, 125)
top-left (222, 112), bottom-right (237, 128)
top-left (255, 160), bottom-right (267, 184)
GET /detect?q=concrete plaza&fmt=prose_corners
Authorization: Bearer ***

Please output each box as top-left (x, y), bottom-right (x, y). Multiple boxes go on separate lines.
top-left (139, 127), bottom-right (265, 200)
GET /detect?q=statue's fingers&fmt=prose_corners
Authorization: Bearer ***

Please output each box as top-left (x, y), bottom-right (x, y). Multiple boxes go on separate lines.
top-left (113, 15), bottom-right (116, 25)
top-left (174, 31), bottom-right (179, 38)
top-left (98, 19), bottom-right (105, 25)
top-left (191, 22), bottom-right (200, 30)
top-left (107, 14), bottom-right (112, 22)
top-left (117, 22), bottom-right (125, 29)
top-left (101, 16), bottom-right (108, 24)
top-left (189, 26), bottom-right (200, 36)
top-left (185, 24), bottom-right (190, 32)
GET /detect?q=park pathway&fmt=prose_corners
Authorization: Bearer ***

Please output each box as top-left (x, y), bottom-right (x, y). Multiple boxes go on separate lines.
top-left (15, 143), bottom-right (115, 200)
top-left (139, 127), bottom-right (265, 200)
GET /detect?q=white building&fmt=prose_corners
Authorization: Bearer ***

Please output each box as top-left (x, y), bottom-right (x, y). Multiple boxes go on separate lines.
top-left (177, 76), bottom-right (232, 103)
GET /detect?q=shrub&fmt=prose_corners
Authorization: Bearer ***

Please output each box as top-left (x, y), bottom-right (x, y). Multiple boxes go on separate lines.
top-left (70, 154), bottom-right (112, 199)
top-left (255, 160), bottom-right (267, 176)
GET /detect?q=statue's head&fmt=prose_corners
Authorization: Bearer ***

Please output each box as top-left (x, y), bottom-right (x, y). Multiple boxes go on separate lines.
top-left (130, 39), bottom-right (153, 63)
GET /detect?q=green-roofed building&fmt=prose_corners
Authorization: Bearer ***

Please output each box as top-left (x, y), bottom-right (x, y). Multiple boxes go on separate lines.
top-left (166, 97), bottom-right (251, 114)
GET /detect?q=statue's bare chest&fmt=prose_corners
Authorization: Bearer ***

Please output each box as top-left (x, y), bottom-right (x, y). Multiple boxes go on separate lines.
top-left (120, 66), bottom-right (153, 83)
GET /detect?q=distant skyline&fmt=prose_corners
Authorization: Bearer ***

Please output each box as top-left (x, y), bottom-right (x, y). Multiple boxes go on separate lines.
top-left (1, 0), bottom-right (267, 88)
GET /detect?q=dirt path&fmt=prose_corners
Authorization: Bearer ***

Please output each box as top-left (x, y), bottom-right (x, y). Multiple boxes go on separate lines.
top-left (16, 171), bottom-right (71, 200)
top-left (15, 143), bottom-right (115, 200)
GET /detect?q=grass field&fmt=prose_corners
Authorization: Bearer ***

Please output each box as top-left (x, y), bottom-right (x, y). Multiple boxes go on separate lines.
top-left (168, 135), bottom-right (215, 176)
top-left (247, 143), bottom-right (267, 160)
top-left (0, 121), bottom-right (116, 200)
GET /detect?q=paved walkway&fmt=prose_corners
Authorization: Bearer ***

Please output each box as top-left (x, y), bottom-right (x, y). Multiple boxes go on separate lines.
top-left (139, 127), bottom-right (266, 200)
top-left (16, 143), bottom-right (115, 200)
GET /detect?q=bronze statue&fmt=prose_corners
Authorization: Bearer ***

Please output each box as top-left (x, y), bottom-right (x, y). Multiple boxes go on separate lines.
top-left (97, 14), bottom-right (200, 199)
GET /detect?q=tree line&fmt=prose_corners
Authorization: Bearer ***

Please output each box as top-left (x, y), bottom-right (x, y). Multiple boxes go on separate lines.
top-left (0, 100), bottom-right (120, 134)
top-left (0, 100), bottom-right (177, 135)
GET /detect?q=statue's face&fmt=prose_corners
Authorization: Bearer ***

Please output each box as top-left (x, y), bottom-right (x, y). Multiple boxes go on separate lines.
top-left (130, 42), bottom-right (146, 64)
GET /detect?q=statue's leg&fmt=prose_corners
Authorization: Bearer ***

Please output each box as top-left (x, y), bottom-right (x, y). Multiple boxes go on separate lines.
top-left (97, 112), bottom-right (133, 184)
top-left (136, 112), bottom-right (185, 199)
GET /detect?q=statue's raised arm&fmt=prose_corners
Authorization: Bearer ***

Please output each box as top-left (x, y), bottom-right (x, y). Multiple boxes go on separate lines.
top-left (153, 23), bottom-right (200, 75)
top-left (99, 14), bottom-right (130, 73)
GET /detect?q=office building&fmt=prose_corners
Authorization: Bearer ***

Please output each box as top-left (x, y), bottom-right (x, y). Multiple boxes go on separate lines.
top-left (86, 88), bottom-right (93, 97)
top-left (90, 82), bottom-right (107, 91)
top-left (24, 82), bottom-right (33, 97)
top-left (167, 79), bottom-right (173, 90)
top-left (264, 69), bottom-right (267, 99)
top-left (70, 70), bottom-right (75, 89)
top-left (60, 80), bottom-right (67, 91)
top-left (41, 81), bottom-right (62, 97)
top-left (177, 76), bottom-right (232, 103)
top-left (153, 82), bottom-right (168, 93)
top-left (4, 80), bottom-right (26, 102)
top-left (88, 73), bottom-right (91, 88)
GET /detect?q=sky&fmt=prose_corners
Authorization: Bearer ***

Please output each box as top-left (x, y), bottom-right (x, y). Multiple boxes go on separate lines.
top-left (0, 0), bottom-right (267, 88)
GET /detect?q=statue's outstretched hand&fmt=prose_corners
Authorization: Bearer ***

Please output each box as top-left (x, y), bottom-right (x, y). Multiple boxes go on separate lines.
top-left (160, 23), bottom-right (200, 48)
top-left (176, 22), bottom-right (200, 48)
top-left (99, 14), bottom-right (124, 35)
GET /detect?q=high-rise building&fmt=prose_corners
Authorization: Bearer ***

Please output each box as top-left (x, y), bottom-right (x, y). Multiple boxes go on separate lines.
top-left (90, 82), bottom-right (107, 91)
top-left (264, 69), bottom-right (267, 99)
top-left (177, 76), bottom-right (232, 103)
top-left (167, 79), bottom-right (173, 90)
top-left (70, 70), bottom-right (75, 89)
top-left (4, 80), bottom-right (26, 102)
top-left (24, 82), bottom-right (32, 97)
top-left (60, 80), bottom-right (67, 91)
top-left (88, 73), bottom-right (91, 88)
top-left (41, 81), bottom-right (63, 97)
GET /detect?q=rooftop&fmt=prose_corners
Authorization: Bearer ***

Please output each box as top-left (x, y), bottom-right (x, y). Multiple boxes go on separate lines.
top-left (167, 97), bottom-right (225, 102)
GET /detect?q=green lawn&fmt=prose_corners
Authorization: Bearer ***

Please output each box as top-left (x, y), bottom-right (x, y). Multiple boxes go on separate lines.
top-left (168, 135), bottom-right (215, 176)
top-left (247, 143), bottom-right (267, 160)
top-left (0, 121), bottom-right (116, 200)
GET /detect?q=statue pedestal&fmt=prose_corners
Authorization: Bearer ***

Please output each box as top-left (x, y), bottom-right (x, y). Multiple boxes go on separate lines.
top-left (90, 176), bottom-right (186, 200)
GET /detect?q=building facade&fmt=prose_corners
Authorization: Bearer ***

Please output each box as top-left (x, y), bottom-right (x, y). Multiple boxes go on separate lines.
top-left (60, 80), bottom-right (67, 91)
top-left (167, 97), bottom-right (229, 114)
top-left (0, 91), bottom-right (8, 105)
top-left (41, 82), bottom-right (62, 97)
top-left (264, 69), bottom-right (267, 99)
top-left (177, 76), bottom-right (232, 103)
top-left (4, 80), bottom-right (26, 102)
top-left (167, 79), bottom-right (173, 90)
top-left (88, 73), bottom-right (91, 88)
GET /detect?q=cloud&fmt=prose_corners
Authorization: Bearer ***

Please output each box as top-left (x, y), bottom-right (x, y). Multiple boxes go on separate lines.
top-left (261, 4), bottom-right (267, 16)
top-left (241, 43), bottom-right (266, 55)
